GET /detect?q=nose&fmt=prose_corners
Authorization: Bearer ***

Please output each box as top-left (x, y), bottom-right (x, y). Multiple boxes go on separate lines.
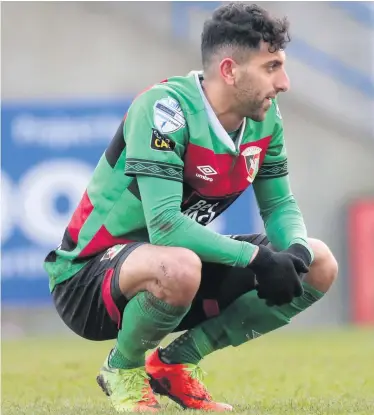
top-left (276, 69), bottom-right (290, 93)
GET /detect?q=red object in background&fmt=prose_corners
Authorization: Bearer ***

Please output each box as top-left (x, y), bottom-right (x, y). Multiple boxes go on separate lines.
top-left (348, 199), bottom-right (374, 325)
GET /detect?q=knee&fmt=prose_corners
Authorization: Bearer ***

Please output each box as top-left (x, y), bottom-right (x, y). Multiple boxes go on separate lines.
top-left (150, 248), bottom-right (202, 307)
top-left (305, 238), bottom-right (338, 292)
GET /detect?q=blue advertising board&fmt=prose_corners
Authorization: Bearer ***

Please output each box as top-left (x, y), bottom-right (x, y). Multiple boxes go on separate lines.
top-left (1, 100), bottom-right (261, 305)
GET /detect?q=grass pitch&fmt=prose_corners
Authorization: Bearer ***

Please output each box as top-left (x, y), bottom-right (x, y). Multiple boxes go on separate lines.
top-left (2, 328), bottom-right (374, 414)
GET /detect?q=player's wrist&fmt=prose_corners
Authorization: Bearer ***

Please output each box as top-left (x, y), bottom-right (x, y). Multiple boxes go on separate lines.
top-left (286, 243), bottom-right (312, 267)
top-left (247, 245), bottom-right (273, 269)
top-left (249, 246), bottom-right (259, 264)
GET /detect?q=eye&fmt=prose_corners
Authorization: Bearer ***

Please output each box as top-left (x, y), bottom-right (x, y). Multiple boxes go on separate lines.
top-left (267, 61), bottom-right (281, 72)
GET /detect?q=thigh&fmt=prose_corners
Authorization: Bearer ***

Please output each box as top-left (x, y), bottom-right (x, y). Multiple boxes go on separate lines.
top-left (175, 233), bottom-right (270, 332)
top-left (52, 242), bottom-right (145, 341)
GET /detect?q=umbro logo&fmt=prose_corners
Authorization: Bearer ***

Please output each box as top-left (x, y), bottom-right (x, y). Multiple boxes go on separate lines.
top-left (196, 165), bottom-right (217, 182)
top-left (197, 165), bottom-right (217, 176)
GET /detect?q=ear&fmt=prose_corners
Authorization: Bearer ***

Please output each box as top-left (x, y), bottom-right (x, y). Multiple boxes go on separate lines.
top-left (219, 58), bottom-right (237, 86)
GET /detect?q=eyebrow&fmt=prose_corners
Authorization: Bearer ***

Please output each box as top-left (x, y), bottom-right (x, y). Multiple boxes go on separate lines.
top-left (264, 59), bottom-right (283, 67)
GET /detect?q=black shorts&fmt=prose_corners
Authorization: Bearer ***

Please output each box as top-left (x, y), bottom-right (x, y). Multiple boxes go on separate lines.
top-left (52, 234), bottom-right (270, 341)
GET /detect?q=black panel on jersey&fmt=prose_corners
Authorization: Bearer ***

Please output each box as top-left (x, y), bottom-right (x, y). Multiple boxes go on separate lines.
top-left (181, 183), bottom-right (241, 227)
top-left (105, 120), bottom-right (126, 168)
top-left (128, 178), bottom-right (141, 201)
top-left (60, 228), bottom-right (78, 252)
top-left (45, 251), bottom-right (57, 262)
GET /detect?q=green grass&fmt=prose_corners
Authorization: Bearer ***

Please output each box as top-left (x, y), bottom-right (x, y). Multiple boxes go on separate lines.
top-left (2, 328), bottom-right (374, 414)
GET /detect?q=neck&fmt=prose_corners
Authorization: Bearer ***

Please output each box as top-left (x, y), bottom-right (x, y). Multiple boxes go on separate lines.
top-left (202, 79), bottom-right (244, 132)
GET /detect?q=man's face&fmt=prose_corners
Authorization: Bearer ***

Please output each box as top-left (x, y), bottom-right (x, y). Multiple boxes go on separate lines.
top-left (231, 42), bottom-right (290, 122)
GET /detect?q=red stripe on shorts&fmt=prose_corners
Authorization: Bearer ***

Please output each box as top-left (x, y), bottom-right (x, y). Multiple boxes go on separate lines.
top-left (102, 268), bottom-right (121, 329)
top-left (203, 299), bottom-right (220, 318)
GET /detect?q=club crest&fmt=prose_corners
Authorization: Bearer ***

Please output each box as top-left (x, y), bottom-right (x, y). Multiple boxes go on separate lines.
top-left (241, 146), bottom-right (262, 183)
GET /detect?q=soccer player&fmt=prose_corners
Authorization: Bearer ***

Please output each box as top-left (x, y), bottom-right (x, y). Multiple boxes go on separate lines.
top-left (45, 2), bottom-right (338, 412)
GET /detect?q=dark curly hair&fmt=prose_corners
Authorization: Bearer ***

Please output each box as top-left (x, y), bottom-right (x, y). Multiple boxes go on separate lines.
top-left (201, 2), bottom-right (291, 69)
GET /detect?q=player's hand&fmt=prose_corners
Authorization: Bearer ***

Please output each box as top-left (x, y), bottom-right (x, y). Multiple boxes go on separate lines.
top-left (285, 243), bottom-right (313, 267)
top-left (247, 245), bottom-right (309, 306)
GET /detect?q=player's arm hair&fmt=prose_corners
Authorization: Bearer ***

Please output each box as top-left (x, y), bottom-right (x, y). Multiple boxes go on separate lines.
top-left (136, 175), bottom-right (256, 267)
top-left (252, 175), bottom-right (314, 261)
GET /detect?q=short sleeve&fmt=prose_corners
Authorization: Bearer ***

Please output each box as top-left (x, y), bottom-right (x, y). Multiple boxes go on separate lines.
top-left (256, 99), bottom-right (288, 180)
top-left (124, 87), bottom-right (188, 183)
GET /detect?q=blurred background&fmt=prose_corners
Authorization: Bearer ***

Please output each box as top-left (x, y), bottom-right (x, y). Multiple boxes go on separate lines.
top-left (1, 1), bottom-right (374, 338)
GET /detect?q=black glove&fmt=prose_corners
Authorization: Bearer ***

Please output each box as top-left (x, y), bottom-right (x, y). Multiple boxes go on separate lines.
top-left (285, 243), bottom-right (312, 267)
top-left (247, 245), bottom-right (309, 307)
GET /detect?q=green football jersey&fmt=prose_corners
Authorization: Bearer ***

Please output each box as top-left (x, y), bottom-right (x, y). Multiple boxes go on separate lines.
top-left (44, 71), bottom-right (309, 292)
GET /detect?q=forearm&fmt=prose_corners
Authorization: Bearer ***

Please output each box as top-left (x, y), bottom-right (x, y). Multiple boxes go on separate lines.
top-left (253, 175), bottom-right (313, 260)
top-left (262, 196), bottom-right (309, 249)
top-left (137, 175), bottom-right (256, 267)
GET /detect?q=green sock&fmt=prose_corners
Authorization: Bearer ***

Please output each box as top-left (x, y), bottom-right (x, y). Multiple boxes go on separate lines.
top-left (109, 291), bottom-right (190, 369)
top-left (108, 346), bottom-right (135, 369)
top-left (161, 282), bottom-right (324, 365)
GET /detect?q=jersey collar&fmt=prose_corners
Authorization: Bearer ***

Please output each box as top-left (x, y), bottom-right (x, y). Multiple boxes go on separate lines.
top-left (192, 71), bottom-right (246, 153)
